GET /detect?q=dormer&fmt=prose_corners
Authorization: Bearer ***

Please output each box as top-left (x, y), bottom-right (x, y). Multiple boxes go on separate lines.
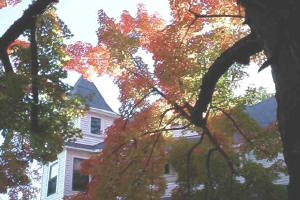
top-left (70, 76), bottom-right (119, 145)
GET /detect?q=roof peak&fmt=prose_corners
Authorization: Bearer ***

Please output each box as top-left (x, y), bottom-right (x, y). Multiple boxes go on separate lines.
top-left (72, 76), bottom-right (114, 113)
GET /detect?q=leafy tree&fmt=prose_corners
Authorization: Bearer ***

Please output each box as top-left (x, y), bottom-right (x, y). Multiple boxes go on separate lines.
top-left (1, 0), bottom-right (300, 200)
top-left (0, 1), bottom-right (86, 198)
top-left (168, 114), bottom-right (287, 200)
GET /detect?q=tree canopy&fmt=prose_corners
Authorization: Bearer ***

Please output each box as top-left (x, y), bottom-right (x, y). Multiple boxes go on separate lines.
top-left (1, 0), bottom-right (299, 199)
top-left (0, 1), bottom-right (86, 198)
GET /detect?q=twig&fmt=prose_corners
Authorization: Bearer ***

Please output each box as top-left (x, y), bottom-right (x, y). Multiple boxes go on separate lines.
top-left (133, 132), bottom-right (162, 187)
top-left (159, 107), bottom-right (176, 127)
top-left (123, 89), bottom-right (155, 129)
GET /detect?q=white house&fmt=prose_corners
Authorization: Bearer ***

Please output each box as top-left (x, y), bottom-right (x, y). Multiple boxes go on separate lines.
top-left (40, 77), bottom-right (119, 200)
top-left (40, 76), bottom-right (288, 200)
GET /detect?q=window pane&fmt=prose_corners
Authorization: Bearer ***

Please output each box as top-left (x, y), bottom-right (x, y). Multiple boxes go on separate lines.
top-left (164, 164), bottom-right (170, 174)
top-left (47, 162), bottom-right (58, 196)
top-left (72, 158), bottom-right (89, 191)
top-left (47, 176), bottom-right (57, 196)
top-left (50, 162), bottom-right (58, 178)
top-left (91, 117), bottom-right (101, 134)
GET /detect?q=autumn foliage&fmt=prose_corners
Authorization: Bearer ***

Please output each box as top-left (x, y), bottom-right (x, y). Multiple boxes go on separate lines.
top-left (0, 0), bottom-right (288, 199)
top-left (65, 0), bottom-right (284, 199)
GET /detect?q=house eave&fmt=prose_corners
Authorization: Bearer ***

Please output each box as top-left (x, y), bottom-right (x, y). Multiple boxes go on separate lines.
top-left (64, 145), bottom-right (102, 153)
top-left (89, 107), bottom-right (119, 118)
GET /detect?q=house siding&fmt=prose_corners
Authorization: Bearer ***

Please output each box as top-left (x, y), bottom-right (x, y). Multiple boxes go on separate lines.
top-left (40, 150), bottom-right (67, 200)
top-left (74, 111), bottom-right (116, 146)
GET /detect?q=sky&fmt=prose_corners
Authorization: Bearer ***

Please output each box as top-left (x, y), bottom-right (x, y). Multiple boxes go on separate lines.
top-left (0, 0), bottom-right (275, 199)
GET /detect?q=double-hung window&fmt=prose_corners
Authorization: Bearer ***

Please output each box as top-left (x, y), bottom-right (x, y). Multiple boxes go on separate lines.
top-left (72, 158), bottom-right (89, 191)
top-left (91, 117), bottom-right (101, 134)
top-left (47, 162), bottom-right (58, 196)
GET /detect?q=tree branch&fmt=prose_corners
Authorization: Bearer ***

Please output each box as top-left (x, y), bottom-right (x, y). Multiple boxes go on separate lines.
top-left (142, 124), bottom-right (191, 136)
top-left (189, 9), bottom-right (244, 19)
top-left (0, 0), bottom-right (58, 73)
top-left (205, 147), bottom-right (218, 200)
top-left (0, 0), bottom-right (58, 49)
top-left (152, 87), bottom-right (192, 121)
top-left (213, 106), bottom-right (273, 157)
top-left (186, 132), bottom-right (205, 196)
top-left (30, 20), bottom-right (39, 134)
top-left (191, 33), bottom-right (264, 126)
top-left (0, 49), bottom-right (13, 72)
top-left (204, 126), bottom-right (234, 173)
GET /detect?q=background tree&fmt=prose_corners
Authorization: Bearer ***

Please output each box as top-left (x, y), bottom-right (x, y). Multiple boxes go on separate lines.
top-left (168, 107), bottom-right (286, 200)
top-left (0, 1), bottom-right (86, 198)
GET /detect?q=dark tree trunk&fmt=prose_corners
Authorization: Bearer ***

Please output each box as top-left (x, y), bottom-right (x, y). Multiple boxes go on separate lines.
top-left (241, 0), bottom-right (300, 199)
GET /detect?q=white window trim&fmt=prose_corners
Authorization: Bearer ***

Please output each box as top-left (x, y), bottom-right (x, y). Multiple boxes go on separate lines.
top-left (90, 116), bottom-right (102, 135)
top-left (47, 161), bottom-right (59, 197)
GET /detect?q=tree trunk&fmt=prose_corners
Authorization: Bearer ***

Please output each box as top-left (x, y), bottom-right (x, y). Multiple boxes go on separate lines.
top-left (241, 1), bottom-right (300, 199)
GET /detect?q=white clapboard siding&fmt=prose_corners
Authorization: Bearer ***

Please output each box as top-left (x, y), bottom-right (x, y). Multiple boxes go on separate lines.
top-left (74, 110), bottom-right (116, 146)
top-left (63, 149), bottom-right (93, 198)
top-left (40, 150), bottom-right (67, 200)
top-left (104, 119), bottom-right (113, 132)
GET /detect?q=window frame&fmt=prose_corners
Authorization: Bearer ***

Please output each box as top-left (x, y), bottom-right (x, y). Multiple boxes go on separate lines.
top-left (47, 162), bottom-right (58, 196)
top-left (90, 117), bottom-right (101, 134)
top-left (72, 157), bottom-right (90, 192)
top-left (164, 163), bottom-right (170, 174)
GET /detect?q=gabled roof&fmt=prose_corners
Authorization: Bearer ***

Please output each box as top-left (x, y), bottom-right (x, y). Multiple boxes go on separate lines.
top-left (71, 76), bottom-right (114, 112)
top-left (245, 97), bottom-right (277, 127)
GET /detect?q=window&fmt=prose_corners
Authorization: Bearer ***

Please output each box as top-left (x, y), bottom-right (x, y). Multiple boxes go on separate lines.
top-left (164, 163), bottom-right (170, 174)
top-left (91, 117), bottom-right (101, 134)
top-left (47, 162), bottom-right (58, 196)
top-left (72, 158), bottom-right (89, 191)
